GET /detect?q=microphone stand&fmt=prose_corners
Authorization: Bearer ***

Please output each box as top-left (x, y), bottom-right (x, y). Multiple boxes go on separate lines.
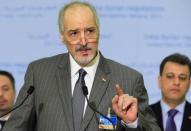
top-left (82, 85), bottom-right (116, 131)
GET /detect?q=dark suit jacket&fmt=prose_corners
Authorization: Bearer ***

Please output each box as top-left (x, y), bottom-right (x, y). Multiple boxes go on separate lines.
top-left (150, 101), bottom-right (191, 131)
top-left (3, 53), bottom-right (160, 131)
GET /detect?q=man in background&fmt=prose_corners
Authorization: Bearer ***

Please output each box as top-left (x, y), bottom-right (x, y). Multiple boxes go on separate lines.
top-left (150, 53), bottom-right (191, 131)
top-left (3, 1), bottom-right (160, 131)
top-left (0, 70), bottom-right (16, 130)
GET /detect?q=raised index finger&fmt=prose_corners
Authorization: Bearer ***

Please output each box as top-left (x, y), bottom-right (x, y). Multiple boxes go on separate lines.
top-left (115, 84), bottom-right (124, 96)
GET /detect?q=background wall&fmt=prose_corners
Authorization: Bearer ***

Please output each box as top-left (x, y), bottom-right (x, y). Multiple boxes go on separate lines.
top-left (0, 0), bottom-right (191, 104)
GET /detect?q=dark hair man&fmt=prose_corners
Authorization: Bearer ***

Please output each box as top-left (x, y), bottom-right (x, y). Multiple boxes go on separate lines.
top-left (0, 70), bottom-right (16, 130)
top-left (150, 53), bottom-right (191, 131)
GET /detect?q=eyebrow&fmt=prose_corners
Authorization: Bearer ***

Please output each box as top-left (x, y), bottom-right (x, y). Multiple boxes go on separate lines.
top-left (67, 26), bottom-right (97, 31)
top-left (1, 84), bottom-right (10, 88)
top-left (68, 29), bottom-right (79, 32)
top-left (165, 72), bottom-right (188, 76)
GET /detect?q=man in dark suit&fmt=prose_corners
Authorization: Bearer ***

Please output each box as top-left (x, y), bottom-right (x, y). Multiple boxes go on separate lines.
top-left (150, 53), bottom-right (191, 131)
top-left (0, 70), bottom-right (16, 131)
top-left (3, 1), bottom-right (160, 131)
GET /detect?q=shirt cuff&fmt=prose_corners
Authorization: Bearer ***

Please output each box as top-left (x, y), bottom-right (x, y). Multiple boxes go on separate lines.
top-left (121, 118), bottom-right (138, 128)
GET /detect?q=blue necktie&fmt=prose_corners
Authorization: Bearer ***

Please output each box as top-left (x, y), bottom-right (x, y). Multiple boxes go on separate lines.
top-left (72, 69), bottom-right (87, 131)
top-left (165, 109), bottom-right (178, 131)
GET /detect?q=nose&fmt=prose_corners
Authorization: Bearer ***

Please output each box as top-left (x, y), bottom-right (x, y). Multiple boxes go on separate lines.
top-left (79, 32), bottom-right (87, 46)
top-left (173, 77), bottom-right (180, 86)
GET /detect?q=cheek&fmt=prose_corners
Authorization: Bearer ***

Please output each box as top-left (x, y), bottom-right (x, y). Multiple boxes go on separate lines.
top-left (161, 87), bottom-right (169, 94)
top-left (93, 44), bottom-right (98, 50)
top-left (6, 92), bottom-right (15, 102)
top-left (160, 80), bottom-right (168, 89)
top-left (66, 44), bottom-right (76, 53)
top-left (162, 79), bottom-right (173, 86)
top-left (180, 84), bottom-right (190, 93)
top-left (89, 42), bottom-right (98, 51)
top-left (160, 83), bottom-right (171, 94)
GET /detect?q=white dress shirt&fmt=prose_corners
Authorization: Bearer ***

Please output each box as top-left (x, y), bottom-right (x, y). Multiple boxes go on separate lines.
top-left (0, 114), bottom-right (9, 121)
top-left (70, 52), bottom-right (100, 115)
top-left (161, 100), bottom-right (185, 131)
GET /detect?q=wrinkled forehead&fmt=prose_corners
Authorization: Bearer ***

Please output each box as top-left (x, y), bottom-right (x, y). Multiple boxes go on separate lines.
top-left (65, 6), bottom-right (94, 20)
top-left (64, 6), bottom-right (97, 27)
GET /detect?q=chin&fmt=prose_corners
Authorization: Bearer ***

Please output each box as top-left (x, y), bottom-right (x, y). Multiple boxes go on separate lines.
top-left (76, 55), bottom-right (94, 65)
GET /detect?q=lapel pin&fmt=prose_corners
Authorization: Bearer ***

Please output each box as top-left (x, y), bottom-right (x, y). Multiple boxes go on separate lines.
top-left (102, 77), bottom-right (107, 82)
top-left (188, 116), bottom-right (191, 120)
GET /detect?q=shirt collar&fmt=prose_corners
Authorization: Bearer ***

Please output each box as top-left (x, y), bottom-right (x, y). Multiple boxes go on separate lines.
top-left (0, 113), bottom-right (10, 121)
top-left (70, 52), bottom-right (100, 78)
top-left (161, 100), bottom-right (186, 115)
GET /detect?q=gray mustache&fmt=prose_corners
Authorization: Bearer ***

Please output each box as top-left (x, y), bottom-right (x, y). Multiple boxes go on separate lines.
top-left (76, 46), bottom-right (91, 52)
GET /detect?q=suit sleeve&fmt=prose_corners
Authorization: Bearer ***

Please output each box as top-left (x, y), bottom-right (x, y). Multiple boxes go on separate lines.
top-left (2, 63), bottom-right (36, 131)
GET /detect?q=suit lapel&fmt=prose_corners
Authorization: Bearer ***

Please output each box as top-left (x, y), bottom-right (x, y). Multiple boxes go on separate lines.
top-left (55, 54), bottom-right (73, 131)
top-left (158, 102), bottom-right (164, 131)
top-left (152, 101), bottom-right (164, 131)
top-left (81, 55), bottom-right (111, 131)
top-left (180, 101), bottom-right (191, 131)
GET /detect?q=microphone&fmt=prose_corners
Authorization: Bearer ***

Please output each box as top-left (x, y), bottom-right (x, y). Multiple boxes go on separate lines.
top-left (82, 85), bottom-right (116, 131)
top-left (0, 86), bottom-right (35, 118)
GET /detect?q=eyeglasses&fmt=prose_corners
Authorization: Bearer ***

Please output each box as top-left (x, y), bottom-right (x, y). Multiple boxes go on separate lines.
top-left (65, 27), bottom-right (98, 44)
